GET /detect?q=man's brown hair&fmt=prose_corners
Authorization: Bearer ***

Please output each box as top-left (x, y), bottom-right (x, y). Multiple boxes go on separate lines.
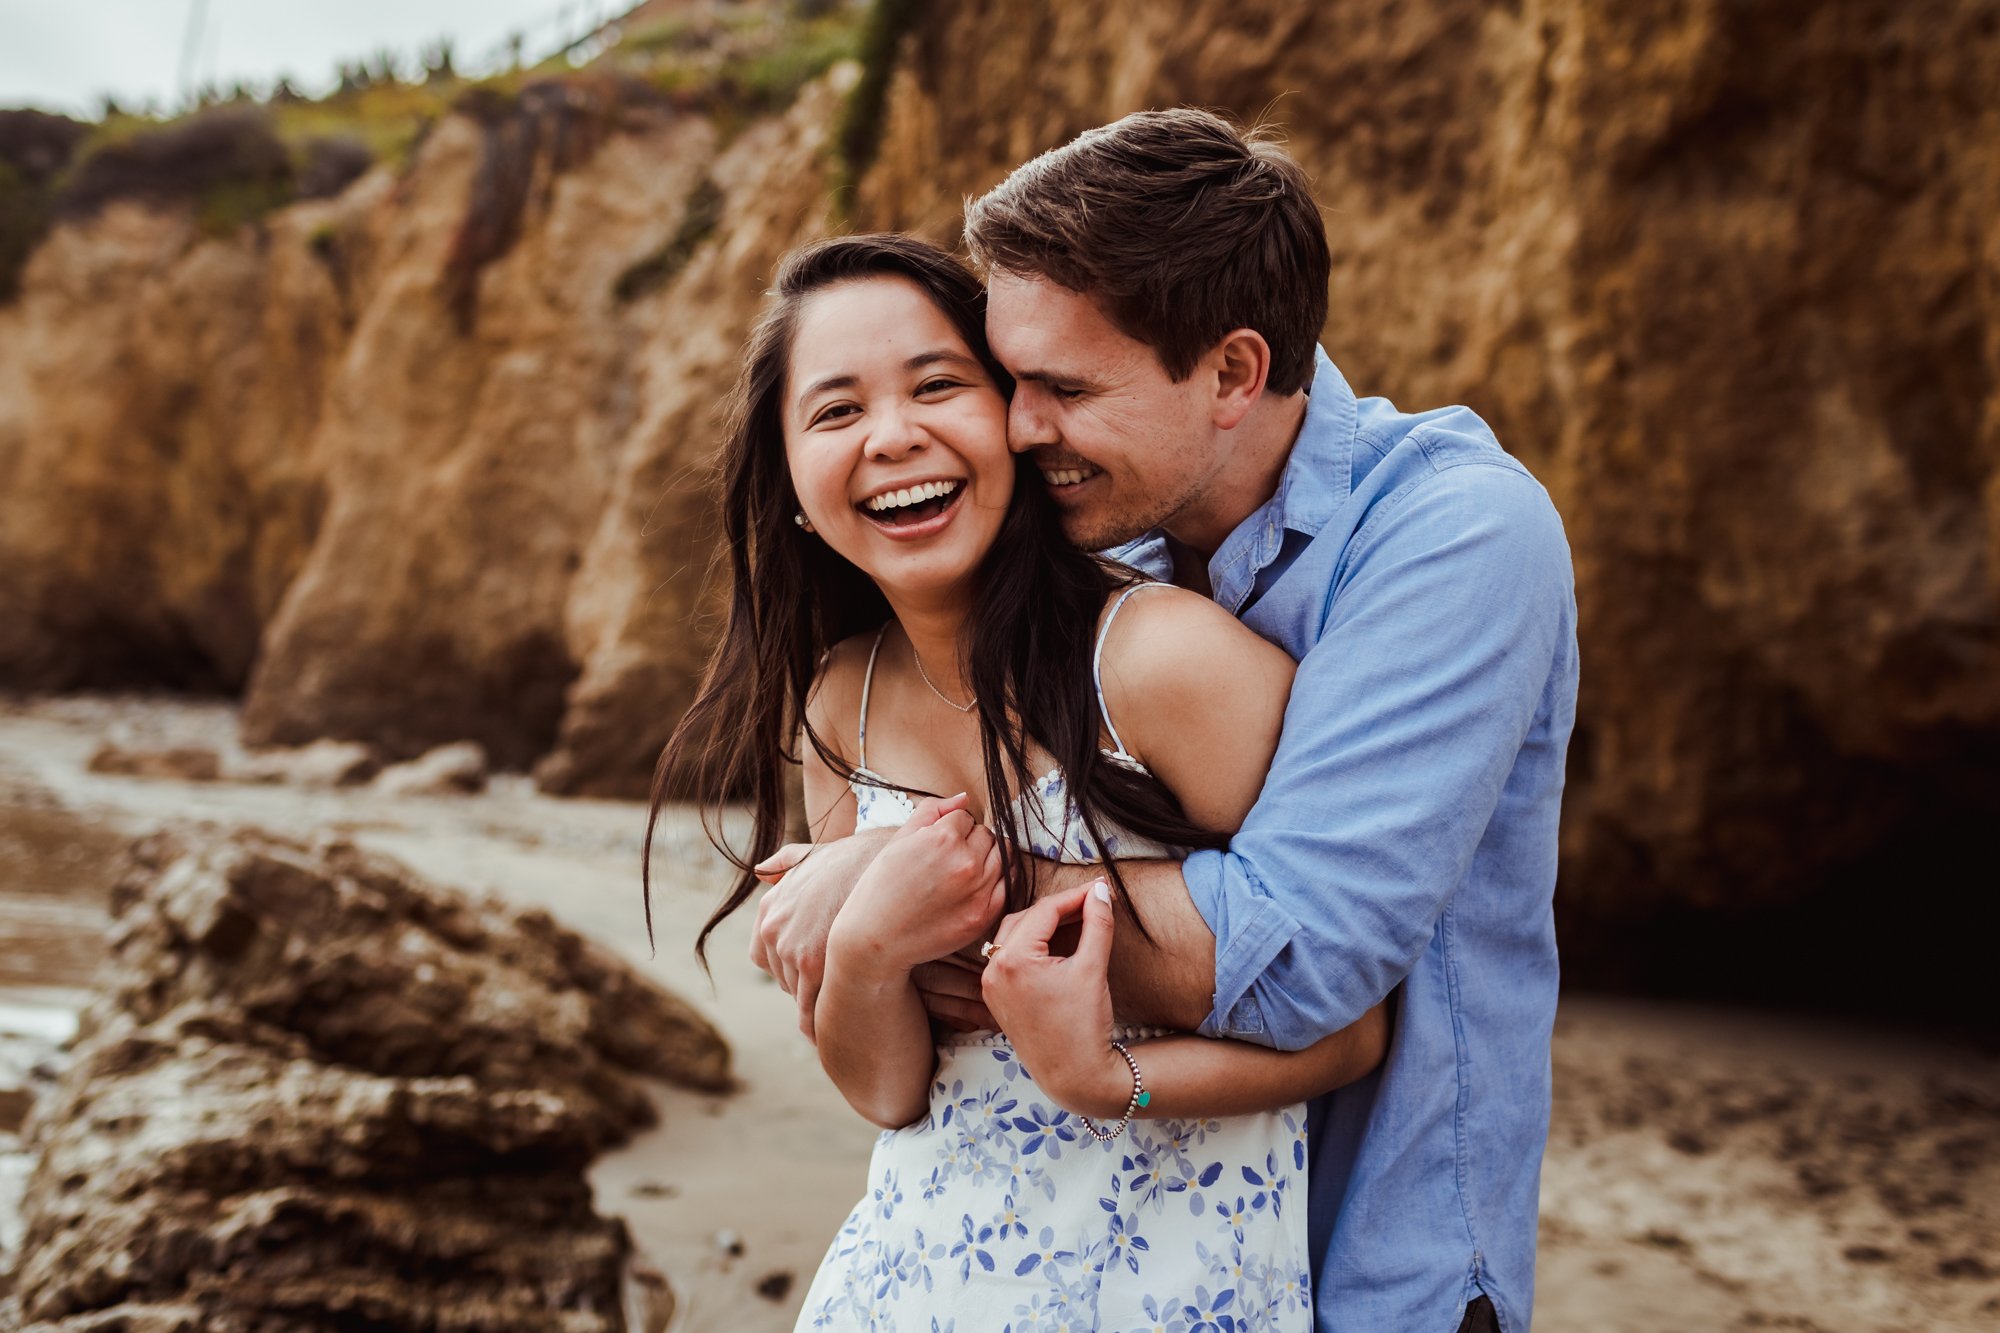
top-left (963, 107), bottom-right (1330, 396)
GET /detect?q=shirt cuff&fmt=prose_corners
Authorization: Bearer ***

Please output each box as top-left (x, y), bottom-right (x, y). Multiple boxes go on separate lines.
top-left (1182, 848), bottom-right (1302, 1043)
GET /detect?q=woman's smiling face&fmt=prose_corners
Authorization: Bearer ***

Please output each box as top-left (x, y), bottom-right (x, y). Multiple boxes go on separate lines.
top-left (784, 275), bottom-right (1013, 606)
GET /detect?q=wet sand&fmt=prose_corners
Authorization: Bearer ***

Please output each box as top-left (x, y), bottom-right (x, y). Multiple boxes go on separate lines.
top-left (1, 694), bottom-right (1995, 1331)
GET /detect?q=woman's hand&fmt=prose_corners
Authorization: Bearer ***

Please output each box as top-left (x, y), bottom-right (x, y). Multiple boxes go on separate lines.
top-left (980, 879), bottom-right (1134, 1118)
top-left (827, 793), bottom-right (1004, 982)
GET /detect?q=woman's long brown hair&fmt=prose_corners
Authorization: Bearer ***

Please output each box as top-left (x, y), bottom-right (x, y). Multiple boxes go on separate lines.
top-left (644, 233), bottom-right (1226, 962)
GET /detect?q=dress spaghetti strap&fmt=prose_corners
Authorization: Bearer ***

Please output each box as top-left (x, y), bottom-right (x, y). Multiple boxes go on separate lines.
top-left (1091, 582), bottom-right (1170, 760)
top-left (856, 624), bottom-right (891, 770)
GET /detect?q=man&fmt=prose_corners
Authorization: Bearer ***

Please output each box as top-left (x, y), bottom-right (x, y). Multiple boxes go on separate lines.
top-left (754, 108), bottom-right (1578, 1332)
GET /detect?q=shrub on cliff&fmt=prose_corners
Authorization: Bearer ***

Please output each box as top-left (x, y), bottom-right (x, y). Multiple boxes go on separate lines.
top-left (836, 0), bottom-right (923, 182)
top-left (43, 107), bottom-right (380, 242)
top-left (54, 106), bottom-right (297, 234)
top-left (296, 133), bottom-right (374, 199)
top-left (0, 108), bottom-right (87, 302)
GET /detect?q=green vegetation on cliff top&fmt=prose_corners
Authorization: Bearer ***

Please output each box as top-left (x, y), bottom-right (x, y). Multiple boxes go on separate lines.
top-left (1, 0), bottom-right (889, 303)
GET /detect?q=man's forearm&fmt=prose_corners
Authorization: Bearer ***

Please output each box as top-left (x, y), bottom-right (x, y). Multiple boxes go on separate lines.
top-left (1034, 858), bottom-right (1216, 1031)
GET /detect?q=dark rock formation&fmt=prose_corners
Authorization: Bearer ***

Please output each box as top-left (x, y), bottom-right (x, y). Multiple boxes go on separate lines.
top-left (6, 827), bottom-right (722, 1328)
top-left (85, 744), bottom-right (224, 782)
top-left (375, 740), bottom-right (490, 795)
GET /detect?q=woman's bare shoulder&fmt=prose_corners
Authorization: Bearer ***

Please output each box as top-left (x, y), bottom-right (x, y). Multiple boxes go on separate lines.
top-left (1094, 583), bottom-right (1295, 759)
top-left (806, 625), bottom-right (891, 760)
top-left (1096, 583), bottom-right (1289, 680)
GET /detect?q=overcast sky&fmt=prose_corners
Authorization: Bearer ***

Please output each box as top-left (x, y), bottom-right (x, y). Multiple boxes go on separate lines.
top-left (1, 1), bottom-right (630, 117)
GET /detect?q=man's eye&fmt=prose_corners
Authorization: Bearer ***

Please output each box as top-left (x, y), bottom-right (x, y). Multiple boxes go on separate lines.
top-left (1052, 386), bottom-right (1085, 402)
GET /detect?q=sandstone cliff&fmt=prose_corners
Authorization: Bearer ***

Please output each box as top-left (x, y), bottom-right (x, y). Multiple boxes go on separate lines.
top-left (2, 1), bottom-right (1995, 1011)
top-left (843, 3), bottom-right (2000, 1007)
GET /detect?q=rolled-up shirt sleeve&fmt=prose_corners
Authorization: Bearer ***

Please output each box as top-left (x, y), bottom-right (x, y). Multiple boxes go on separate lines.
top-left (1184, 462), bottom-right (1575, 1049)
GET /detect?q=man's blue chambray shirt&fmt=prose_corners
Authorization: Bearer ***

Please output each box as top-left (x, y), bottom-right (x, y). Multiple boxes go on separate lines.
top-left (1118, 348), bottom-right (1578, 1333)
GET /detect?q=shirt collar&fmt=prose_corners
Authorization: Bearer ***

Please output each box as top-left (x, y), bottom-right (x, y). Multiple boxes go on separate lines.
top-left (1206, 347), bottom-right (1359, 608)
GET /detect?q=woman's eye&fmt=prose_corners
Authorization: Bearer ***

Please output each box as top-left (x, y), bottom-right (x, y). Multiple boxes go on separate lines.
top-left (916, 378), bottom-right (962, 396)
top-left (811, 403), bottom-right (859, 426)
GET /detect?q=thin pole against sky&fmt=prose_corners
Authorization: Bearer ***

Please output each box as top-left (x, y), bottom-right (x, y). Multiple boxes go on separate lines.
top-left (177, 0), bottom-right (208, 107)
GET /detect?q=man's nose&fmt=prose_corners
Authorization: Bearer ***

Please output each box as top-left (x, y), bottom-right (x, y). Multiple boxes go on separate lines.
top-left (1007, 386), bottom-right (1054, 454)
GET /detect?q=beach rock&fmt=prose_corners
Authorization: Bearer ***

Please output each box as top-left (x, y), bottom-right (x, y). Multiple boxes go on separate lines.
top-left (626, 1263), bottom-right (677, 1333)
top-left (83, 743), bottom-right (222, 783)
top-left (0, 1020), bottom-right (68, 1282)
top-left (374, 739), bottom-right (489, 796)
top-left (231, 737), bottom-right (381, 787)
top-left (0, 1027), bottom-right (65, 1134)
top-left (5, 826), bottom-right (729, 1328)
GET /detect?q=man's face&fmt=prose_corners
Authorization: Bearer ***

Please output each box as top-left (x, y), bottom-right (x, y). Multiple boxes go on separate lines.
top-left (985, 270), bottom-right (1220, 551)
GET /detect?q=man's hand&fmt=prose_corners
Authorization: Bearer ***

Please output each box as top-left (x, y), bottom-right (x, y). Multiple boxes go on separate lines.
top-left (749, 826), bottom-right (894, 1041)
top-left (912, 954), bottom-right (997, 1032)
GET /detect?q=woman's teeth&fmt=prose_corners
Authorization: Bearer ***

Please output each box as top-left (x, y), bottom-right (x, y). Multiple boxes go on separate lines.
top-left (1041, 467), bottom-right (1097, 486)
top-left (863, 480), bottom-right (960, 513)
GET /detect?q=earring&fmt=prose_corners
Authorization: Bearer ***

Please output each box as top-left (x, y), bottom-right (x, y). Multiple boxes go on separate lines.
top-left (794, 512), bottom-right (815, 534)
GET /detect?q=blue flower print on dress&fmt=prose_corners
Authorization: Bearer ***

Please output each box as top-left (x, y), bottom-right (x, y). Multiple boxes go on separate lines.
top-left (801, 722), bottom-right (1307, 1331)
top-left (1135, 1292), bottom-right (1194, 1333)
top-left (793, 1030), bottom-right (1310, 1331)
top-left (871, 1168), bottom-right (905, 1220)
top-left (1013, 1104), bottom-right (1079, 1160)
top-left (1179, 1284), bottom-right (1239, 1333)
top-left (988, 1191), bottom-right (1030, 1244)
top-left (932, 1212), bottom-right (999, 1283)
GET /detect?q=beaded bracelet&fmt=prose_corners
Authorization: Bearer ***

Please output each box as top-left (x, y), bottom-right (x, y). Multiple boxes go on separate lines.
top-left (1079, 1040), bottom-right (1150, 1142)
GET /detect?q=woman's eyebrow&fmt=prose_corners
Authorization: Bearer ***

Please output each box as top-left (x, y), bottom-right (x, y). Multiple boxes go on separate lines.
top-left (795, 350), bottom-right (978, 414)
top-left (795, 373), bottom-right (857, 415)
top-left (905, 349), bottom-right (978, 372)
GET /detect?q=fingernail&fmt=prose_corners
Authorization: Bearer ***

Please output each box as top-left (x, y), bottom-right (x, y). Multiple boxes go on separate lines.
top-left (1092, 881), bottom-right (1111, 903)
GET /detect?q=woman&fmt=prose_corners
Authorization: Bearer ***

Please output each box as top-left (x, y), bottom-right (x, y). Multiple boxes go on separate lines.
top-left (648, 234), bottom-right (1386, 1330)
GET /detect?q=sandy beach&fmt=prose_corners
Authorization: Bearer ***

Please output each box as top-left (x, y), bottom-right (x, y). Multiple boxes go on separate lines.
top-left (1, 693), bottom-right (1994, 1332)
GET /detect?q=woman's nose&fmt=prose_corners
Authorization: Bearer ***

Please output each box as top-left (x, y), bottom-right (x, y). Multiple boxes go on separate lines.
top-left (863, 404), bottom-right (928, 460)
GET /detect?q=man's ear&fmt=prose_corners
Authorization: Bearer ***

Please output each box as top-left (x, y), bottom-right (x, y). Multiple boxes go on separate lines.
top-left (1208, 328), bottom-right (1272, 431)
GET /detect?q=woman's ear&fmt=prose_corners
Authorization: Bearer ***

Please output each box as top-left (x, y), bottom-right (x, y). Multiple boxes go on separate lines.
top-left (1209, 328), bottom-right (1273, 430)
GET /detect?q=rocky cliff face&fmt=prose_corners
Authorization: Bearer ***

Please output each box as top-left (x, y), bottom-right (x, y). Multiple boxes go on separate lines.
top-left (0, 69), bottom-right (852, 777)
top-left (846, 0), bottom-right (2000, 1009)
top-left (2, 1), bottom-right (1995, 1009)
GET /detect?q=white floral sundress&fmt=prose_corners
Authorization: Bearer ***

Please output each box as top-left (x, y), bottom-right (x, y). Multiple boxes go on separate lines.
top-left (796, 587), bottom-right (1313, 1332)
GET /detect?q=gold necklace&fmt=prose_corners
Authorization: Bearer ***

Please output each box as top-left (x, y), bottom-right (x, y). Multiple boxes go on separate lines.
top-left (911, 642), bottom-right (976, 713)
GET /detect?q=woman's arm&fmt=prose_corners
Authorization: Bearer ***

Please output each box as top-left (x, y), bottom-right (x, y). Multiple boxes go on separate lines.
top-left (798, 640), bottom-right (864, 845)
top-left (797, 647), bottom-right (1008, 1127)
top-left (820, 800), bottom-right (960, 1128)
top-left (795, 642), bottom-right (946, 1128)
top-left (816, 795), bottom-right (998, 1128)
